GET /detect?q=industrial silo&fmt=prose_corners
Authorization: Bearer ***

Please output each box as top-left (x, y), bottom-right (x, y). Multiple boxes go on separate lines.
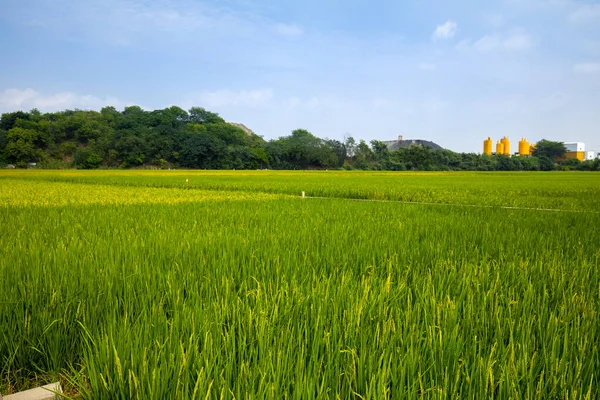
top-left (501, 136), bottom-right (511, 156)
top-left (496, 141), bottom-right (505, 155)
top-left (483, 137), bottom-right (493, 155)
top-left (518, 138), bottom-right (530, 156)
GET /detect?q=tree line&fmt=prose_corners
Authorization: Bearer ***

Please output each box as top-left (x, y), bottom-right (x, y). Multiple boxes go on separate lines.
top-left (1, 106), bottom-right (598, 171)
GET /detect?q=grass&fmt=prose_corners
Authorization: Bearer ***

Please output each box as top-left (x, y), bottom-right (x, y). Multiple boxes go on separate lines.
top-left (0, 171), bottom-right (598, 399)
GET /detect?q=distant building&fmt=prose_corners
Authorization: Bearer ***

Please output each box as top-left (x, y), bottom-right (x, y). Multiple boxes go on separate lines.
top-left (564, 142), bottom-right (586, 161)
top-left (564, 142), bottom-right (585, 152)
top-left (382, 135), bottom-right (444, 151)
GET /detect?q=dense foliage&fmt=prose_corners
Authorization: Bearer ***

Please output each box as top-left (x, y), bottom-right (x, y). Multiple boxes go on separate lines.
top-left (1, 171), bottom-right (599, 399)
top-left (1, 106), bottom-right (598, 171)
top-left (532, 139), bottom-right (568, 160)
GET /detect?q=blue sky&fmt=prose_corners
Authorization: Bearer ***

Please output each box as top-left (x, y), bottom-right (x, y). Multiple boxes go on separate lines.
top-left (1, 0), bottom-right (599, 152)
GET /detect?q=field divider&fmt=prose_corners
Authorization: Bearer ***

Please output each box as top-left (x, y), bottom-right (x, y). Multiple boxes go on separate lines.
top-left (304, 195), bottom-right (598, 214)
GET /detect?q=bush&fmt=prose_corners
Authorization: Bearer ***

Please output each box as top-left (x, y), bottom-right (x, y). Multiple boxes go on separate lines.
top-left (38, 159), bottom-right (72, 169)
top-left (538, 156), bottom-right (556, 171)
top-left (559, 158), bottom-right (581, 171)
top-left (73, 149), bottom-right (103, 169)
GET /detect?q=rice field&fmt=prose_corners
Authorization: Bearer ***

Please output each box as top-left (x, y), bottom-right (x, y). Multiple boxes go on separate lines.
top-left (1, 171), bottom-right (599, 399)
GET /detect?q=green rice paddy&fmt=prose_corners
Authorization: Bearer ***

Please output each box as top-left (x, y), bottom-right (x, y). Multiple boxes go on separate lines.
top-left (1, 171), bottom-right (598, 399)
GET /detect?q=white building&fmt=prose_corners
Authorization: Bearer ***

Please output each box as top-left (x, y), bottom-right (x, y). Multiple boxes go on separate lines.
top-left (564, 142), bottom-right (585, 152)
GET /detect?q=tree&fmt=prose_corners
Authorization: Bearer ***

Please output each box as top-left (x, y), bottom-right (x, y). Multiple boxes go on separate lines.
top-left (532, 140), bottom-right (566, 160)
top-left (206, 123), bottom-right (249, 147)
top-left (0, 128), bottom-right (7, 160)
top-left (4, 127), bottom-right (38, 163)
top-left (73, 149), bottom-right (102, 169)
top-left (520, 156), bottom-right (540, 171)
top-left (495, 155), bottom-right (518, 171)
top-left (324, 139), bottom-right (346, 168)
top-left (280, 129), bottom-right (322, 169)
top-left (180, 133), bottom-right (225, 169)
top-left (559, 158), bottom-right (581, 171)
top-left (400, 145), bottom-right (433, 170)
top-left (249, 147), bottom-right (268, 168)
top-left (264, 140), bottom-right (286, 169)
top-left (432, 150), bottom-right (461, 170)
top-left (0, 111), bottom-right (30, 131)
top-left (575, 159), bottom-right (600, 171)
top-left (344, 135), bottom-right (357, 159)
top-left (370, 140), bottom-right (389, 161)
top-left (188, 107), bottom-right (224, 125)
top-left (2, 104), bottom-right (589, 172)
top-left (113, 131), bottom-right (149, 167)
top-left (354, 140), bottom-right (373, 169)
top-left (538, 156), bottom-right (556, 171)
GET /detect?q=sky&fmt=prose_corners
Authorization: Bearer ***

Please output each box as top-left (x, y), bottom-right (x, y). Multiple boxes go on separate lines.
top-left (1, 0), bottom-right (599, 153)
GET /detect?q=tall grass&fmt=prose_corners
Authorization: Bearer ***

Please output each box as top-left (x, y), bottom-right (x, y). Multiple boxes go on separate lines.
top-left (0, 173), bottom-right (598, 399)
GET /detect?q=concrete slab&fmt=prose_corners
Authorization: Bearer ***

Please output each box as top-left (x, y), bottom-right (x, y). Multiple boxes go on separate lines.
top-left (3, 382), bottom-right (62, 400)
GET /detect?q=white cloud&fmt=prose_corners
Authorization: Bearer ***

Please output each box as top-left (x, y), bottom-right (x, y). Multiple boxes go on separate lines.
top-left (61, 0), bottom-right (212, 36)
top-left (0, 88), bottom-right (127, 112)
top-left (573, 62), bottom-right (600, 74)
top-left (569, 4), bottom-right (600, 23)
top-left (190, 89), bottom-right (274, 108)
top-left (472, 31), bottom-right (534, 52)
top-left (11, 0), bottom-right (292, 45)
top-left (432, 20), bottom-right (458, 40)
top-left (275, 23), bottom-right (303, 36)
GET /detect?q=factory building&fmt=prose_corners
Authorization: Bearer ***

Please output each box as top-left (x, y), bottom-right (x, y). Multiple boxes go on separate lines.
top-left (483, 138), bottom-right (594, 160)
top-left (564, 142), bottom-right (585, 161)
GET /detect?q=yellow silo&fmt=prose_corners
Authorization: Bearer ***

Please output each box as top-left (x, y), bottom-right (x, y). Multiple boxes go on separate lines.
top-left (483, 137), bottom-right (493, 155)
top-left (501, 136), bottom-right (511, 156)
top-left (496, 141), bottom-right (505, 155)
top-left (518, 138), bottom-right (530, 157)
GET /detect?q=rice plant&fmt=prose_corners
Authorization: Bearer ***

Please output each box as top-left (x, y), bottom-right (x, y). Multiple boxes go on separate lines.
top-left (0, 172), bottom-right (598, 399)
